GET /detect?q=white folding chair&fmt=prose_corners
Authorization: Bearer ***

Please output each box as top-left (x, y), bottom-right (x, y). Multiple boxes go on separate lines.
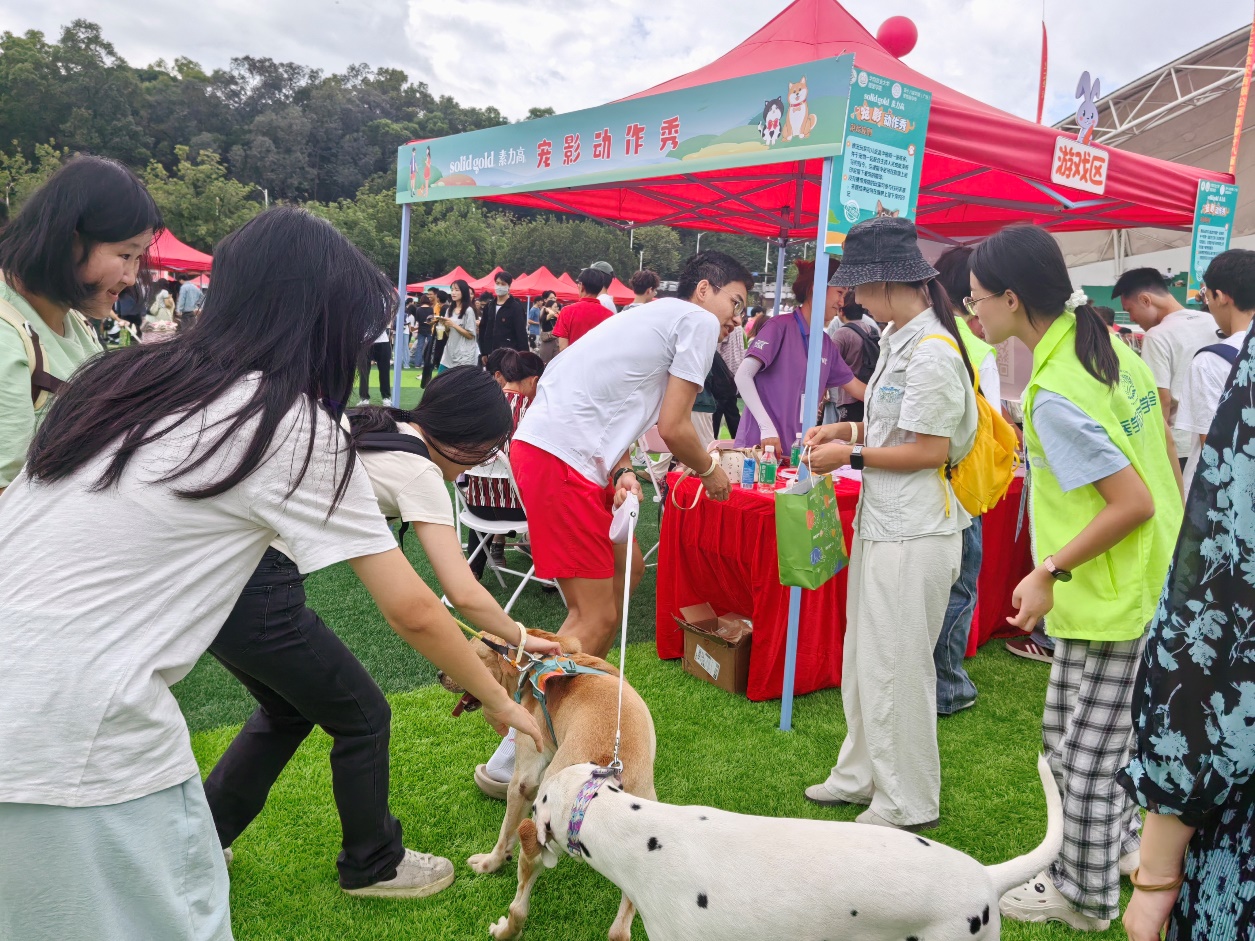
top-left (448, 459), bottom-right (557, 615)
top-left (634, 425), bottom-right (672, 567)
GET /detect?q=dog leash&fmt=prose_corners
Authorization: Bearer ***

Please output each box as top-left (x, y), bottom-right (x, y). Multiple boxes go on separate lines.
top-left (606, 492), bottom-right (638, 775)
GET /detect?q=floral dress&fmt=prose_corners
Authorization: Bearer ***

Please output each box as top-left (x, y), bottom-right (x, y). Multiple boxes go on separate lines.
top-left (1119, 324), bottom-right (1255, 941)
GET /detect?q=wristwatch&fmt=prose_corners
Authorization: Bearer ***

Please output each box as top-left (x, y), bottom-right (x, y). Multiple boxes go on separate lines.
top-left (849, 445), bottom-right (864, 470)
top-left (1043, 556), bottom-right (1072, 582)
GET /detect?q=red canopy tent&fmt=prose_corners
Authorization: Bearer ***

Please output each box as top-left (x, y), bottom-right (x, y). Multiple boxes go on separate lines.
top-left (557, 273), bottom-right (579, 297)
top-left (607, 277), bottom-right (634, 305)
top-left (479, 0), bottom-right (1232, 241)
top-left (469, 265), bottom-right (504, 292)
top-left (513, 266), bottom-right (579, 301)
top-left (407, 265), bottom-right (476, 292)
top-left (149, 229), bottom-right (212, 273)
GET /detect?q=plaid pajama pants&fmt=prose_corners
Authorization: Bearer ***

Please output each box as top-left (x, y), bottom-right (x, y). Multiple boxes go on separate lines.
top-left (1042, 636), bottom-right (1145, 920)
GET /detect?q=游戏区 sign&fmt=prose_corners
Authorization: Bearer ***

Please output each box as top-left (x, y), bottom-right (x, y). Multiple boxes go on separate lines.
top-left (1050, 136), bottom-right (1108, 195)
top-left (396, 56), bottom-right (853, 203)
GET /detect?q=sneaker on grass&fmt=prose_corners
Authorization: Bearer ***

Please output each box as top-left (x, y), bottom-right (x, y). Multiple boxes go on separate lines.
top-left (342, 849), bottom-right (454, 899)
top-left (1005, 635), bottom-right (1054, 663)
top-left (999, 870), bottom-right (1110, 931)
top-left (855, 808), bottom-right (938, 833)
top-left (381, 397), bottom-right (392, 407)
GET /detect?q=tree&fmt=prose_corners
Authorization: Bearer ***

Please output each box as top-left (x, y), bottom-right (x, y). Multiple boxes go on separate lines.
top-left (630, 226), bottom-right (683, 280)
top-left (0, 140), bottom-right (65, 221)
top-left (524, 107), bottom-right (555, 121)
top-left (142, 146), bottom-right (260, 250)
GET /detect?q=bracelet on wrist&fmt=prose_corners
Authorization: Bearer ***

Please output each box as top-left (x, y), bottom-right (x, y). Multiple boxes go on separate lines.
top-left (612, 467), bottom-right (634, 487)
top-left (697, 454), bottom-right (719, 478)
top-left (848, 423), bottom-right (859, 446)
top-left (1129, 868), bottom-right (1184, 892)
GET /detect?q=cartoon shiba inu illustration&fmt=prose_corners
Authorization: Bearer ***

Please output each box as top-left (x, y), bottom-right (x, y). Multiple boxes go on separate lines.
top-left (759, 97), bottom-right (784, 146)
top-left (783, 77), bottom-right (818, 141)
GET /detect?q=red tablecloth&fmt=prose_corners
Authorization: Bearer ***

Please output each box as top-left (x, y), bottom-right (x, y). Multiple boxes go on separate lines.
top-left (655, 473), bottom-right (1031, 701)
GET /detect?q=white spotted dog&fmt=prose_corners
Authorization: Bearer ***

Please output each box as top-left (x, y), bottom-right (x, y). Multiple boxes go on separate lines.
top-left (439, 628), bottom-right (657, 941)
top-left (524, 757), bottom-right (1063, 941)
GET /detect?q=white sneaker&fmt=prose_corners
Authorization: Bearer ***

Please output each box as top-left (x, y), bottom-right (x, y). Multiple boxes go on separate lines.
top-left (381, 397), bottom-right (393, 407)
top-left (855, 808), bottom-right (938, 832)
top-left (342, 849), bottom-right (454, 899)
top-left (999, 870), bottom-right (1111, 931)
top-left (1120, 849), bottom-right (1141, 876)
top-left (356, 398), bottom-right (370, 407)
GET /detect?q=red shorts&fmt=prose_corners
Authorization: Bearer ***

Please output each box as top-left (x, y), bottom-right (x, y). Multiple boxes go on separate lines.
top-left (511, 440), bottom-right (616, 580)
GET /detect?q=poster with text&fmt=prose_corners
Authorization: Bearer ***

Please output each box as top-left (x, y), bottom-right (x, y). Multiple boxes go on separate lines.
top-left (396, 56), bottom-right (853, 203)
top-left (1188, 181), bottom-right (1240, 295)
top-left (825, 69), bottom-right (932, 254)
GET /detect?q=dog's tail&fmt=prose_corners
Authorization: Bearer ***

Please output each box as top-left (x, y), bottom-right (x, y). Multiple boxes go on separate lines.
top-left (984, 755), bottom-right (1063, 897)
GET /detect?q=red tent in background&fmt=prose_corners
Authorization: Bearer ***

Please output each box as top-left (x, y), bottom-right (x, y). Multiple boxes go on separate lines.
top-left (607, 277), bottom-right (634, 305)
top-left (408, 265), bottom-right (475, 292)
top-left (513, 266), bottom-right (578, 301)
top-left (469, 266), bottom-right (504, 292)
top-left (149, 229), bottom-right (212, 273)
top-left (479, 0), bottom-right (1230, 240)
top-left (557, 272), bottom-right (579, 297)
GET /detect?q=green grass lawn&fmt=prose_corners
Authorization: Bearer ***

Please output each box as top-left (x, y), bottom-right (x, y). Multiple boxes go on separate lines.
top-left (174, 389), bottom-right (1132, 940)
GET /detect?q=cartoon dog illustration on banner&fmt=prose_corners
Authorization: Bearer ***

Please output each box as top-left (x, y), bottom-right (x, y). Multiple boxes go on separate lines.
top-left (783, 77), bottom-right (818, 141)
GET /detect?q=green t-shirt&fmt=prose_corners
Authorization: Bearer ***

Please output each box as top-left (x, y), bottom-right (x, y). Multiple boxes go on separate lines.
top-left (0, 281), bottom-right (101, 487)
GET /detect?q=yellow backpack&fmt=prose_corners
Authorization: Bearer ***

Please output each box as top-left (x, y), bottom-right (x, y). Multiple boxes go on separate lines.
top-left (920, 333), bottom-right (1021, 516)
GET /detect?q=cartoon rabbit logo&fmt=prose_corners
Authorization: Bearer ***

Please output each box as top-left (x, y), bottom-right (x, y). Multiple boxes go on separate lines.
top-left (1075, 71), bottom-right (1101, 146)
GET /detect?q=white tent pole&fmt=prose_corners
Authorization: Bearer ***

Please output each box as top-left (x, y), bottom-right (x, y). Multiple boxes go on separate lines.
top-left (391, 203), bottom-right (412, 405)
top-left (772, 234), bottom-right (787, 316)
top-left (780, 155), bottom-right (834, 733)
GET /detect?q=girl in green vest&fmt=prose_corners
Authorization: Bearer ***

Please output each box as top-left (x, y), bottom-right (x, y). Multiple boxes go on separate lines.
top-left (968, 225), bottom-right (1182, 932)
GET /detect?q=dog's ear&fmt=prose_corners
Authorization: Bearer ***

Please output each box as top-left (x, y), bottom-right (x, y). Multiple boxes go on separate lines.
top-left (531, 786), bottom-right (565, 867)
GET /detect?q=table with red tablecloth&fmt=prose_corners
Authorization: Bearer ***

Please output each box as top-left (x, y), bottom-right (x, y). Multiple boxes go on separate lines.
top-left (655, 472), bottom-right (1031, 701)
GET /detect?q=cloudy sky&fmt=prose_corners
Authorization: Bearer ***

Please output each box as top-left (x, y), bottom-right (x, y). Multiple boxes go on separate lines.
top-left (0, 0), bottom-right (1248, 125)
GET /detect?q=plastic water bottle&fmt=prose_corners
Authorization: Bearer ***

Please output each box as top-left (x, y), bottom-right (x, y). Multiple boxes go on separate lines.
top-left (758, 446), bottom-right (778, 491)
top-left (790, 434), bottom-right (802, 469)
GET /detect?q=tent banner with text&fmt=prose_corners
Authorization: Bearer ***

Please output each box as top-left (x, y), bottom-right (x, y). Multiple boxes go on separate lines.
top-left (825, 69), bottom-right (932, 253)
top-left (1188, 180), bottom-right (1240, 294)
top-left (396, 55), bottom-right (854, 204)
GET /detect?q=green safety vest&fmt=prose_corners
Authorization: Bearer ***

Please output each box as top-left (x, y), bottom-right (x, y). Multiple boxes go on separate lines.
top-left (1022, 313), bottom-right (1182, 642)
top-left (956, 317), bottom-right (995, 378)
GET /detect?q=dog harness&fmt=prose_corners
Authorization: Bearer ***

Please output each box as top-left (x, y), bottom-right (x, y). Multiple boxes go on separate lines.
top-left (566, 766), bottom-right (620, 858)
top-left (514, 655), bottom-right (610, 746)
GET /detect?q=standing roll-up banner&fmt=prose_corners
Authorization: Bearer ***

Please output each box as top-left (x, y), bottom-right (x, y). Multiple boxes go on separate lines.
top-left (1187, 181), bottom-right (1240, 297)
top-left (826, 69), bottom-right (932, 255)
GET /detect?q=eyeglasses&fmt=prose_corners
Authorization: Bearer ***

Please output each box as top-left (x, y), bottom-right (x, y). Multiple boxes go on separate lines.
top-left (962, 290), bottom-right (1006, 318)
top-left (716, 285), bottom-right (747, 318)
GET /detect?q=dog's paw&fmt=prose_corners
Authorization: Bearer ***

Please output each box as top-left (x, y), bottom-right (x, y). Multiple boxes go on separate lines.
top-left (489, 914), bottom-right (520, 940)
top-left (468, 852), bottom-right (504, 874)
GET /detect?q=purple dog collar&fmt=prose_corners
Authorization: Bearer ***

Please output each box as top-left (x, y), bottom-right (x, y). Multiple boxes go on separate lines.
top-left (566, 768), bottom-right (619, 857)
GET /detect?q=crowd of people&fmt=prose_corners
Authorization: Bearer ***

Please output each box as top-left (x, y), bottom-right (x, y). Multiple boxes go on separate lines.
top-left (0, 155), bottom-right (1251, 941)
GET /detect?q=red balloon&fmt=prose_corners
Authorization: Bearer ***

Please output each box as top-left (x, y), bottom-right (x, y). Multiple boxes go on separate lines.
top-left (876, 16), bottom-right (918, 58)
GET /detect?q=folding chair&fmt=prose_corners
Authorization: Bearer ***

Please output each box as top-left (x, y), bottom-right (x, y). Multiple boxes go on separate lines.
top-left (634, 425), bottom-right (672, 567)
top-left (448, 459), bottom-right (557, 615)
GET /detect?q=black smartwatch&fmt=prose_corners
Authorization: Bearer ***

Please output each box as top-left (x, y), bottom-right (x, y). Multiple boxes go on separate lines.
top-left (1043, 556), bottom-right (1072, 582)
top-left (612, 467), bottom-right (634, 487)
top-left (849, 445), bottom-right (864, 470)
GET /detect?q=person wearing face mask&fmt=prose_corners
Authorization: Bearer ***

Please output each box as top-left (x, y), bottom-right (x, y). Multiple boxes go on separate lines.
top-left (733, 257), bottom-right (864, 460)
top-left (0, 156), bottom-right (160, 494)
top-left (478, 271), bottom-right (528, 362)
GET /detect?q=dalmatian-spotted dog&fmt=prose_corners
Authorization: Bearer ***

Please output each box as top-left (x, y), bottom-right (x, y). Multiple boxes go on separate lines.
top-left (523, 757), bottom-right (1062, 941)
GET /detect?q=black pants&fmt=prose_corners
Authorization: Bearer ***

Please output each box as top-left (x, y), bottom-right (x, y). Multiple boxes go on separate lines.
top-left (422, 335), bottom-right (447, 388)
top-left (463, 504), bottom-right (527, 579)
top-left (358, 341), bottom-right (392, 400)
top-left (712, 395), bottom-right (741, 439)
top-left (204, 549), bottom-right (404, 889)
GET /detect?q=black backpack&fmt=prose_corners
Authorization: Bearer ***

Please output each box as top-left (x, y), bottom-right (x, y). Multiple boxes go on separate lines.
top-left (346, 412), bottom-right (432, 544)
top-left (1194, 343), bottom-right (1240, 366)
top-left (840, 321), bottom-right (882, 383)
top-left (704, 352), bottom-right (738, 403)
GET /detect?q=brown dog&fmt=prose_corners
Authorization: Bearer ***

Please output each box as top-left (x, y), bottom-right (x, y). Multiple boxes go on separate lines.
top-left (440, 628), bottom-right (657, 941)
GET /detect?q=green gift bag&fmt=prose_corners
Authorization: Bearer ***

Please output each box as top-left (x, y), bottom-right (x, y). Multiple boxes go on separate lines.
top-left (774, 472), bottom-right (848, 589)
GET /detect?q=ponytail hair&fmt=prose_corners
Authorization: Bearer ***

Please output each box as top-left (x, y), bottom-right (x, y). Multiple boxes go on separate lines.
top-left (971, 224), bottom-right (1119, 387)
top-left (792, 257), bottom-right (832, 305)
top-left (348, 365), bottom-right (511, 465)
top-left (486, 347), bottom-right (545, 383)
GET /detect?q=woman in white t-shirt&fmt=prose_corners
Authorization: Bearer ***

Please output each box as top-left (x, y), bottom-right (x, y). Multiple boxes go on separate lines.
top-left (0, 208), bottom-right (547, 941)
top-left (439, 278), bottom-right (479, 372)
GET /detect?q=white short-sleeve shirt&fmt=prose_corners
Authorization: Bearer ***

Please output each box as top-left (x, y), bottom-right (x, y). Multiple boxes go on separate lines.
top-left (1139, 308), bottom-right (1221, 456)
top-left (514, 296), bottom-right (720, 486)
top-left (0, 380), bottom-right (397, 807)
top-left (1176, 327), bottom-right (1247, 491)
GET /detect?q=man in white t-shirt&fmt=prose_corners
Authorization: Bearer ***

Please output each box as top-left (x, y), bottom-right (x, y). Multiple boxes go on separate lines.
top-left (512, 251), bottom-right (751, 660)
top-left (1115, 267), bottom-right (1220, 465)
top-left (589, 260), bottom-right (618, 313)
top-left (1176, 249), bottom-right (1255, 491)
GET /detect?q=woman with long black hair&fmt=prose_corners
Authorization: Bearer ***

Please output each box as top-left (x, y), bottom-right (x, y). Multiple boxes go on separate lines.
top-left (0, 208), bottom-right (545, 941)
top-left (205, 364), bottom-right (560, 898)
top-left (0, 156), bottom-right (161, 493)
top-left (801, 217), bottom-right (978, 833)
top-left (439, 278), bottom-right (479, 373)
top-left (964, 225), bottom-right (1180, 931)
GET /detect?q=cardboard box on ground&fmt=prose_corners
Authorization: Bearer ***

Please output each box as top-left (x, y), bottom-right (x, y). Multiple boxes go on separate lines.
top-left (674, 603), bottom-right (753, 695)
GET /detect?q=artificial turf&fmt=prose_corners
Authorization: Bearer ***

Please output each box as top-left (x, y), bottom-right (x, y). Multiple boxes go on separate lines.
top-left (175, 366), bottom-right (1132, 939)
